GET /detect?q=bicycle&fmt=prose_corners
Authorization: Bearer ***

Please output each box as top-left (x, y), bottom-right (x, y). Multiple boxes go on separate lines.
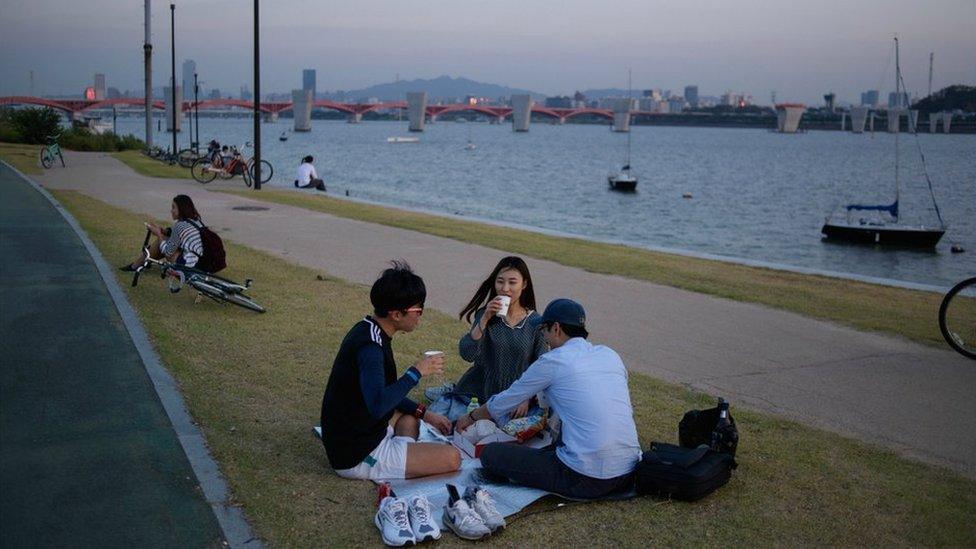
top-left (190, 143), bottom-right (274, 187)
top-left (40, 134), bottom-right (65, 169)
top-left (939, 277), bottom-right (975, 360)
top-left (130, 229), bottom-right (266, 313)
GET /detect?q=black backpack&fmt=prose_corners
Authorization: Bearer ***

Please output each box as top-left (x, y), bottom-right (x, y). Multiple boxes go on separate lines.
top-left (636, 399), bottom-right (740, 501)
top-left (188, 220), bottom-right (226, 273)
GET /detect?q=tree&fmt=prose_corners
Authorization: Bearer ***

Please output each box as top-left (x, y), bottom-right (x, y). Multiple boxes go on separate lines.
top-left (11, 107), bottom-right (63, 144)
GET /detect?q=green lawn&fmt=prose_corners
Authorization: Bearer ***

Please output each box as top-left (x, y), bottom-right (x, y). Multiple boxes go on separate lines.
top-left (223, 189), bottom-right (947, 347)
top-left (111, 150), bottom-right (192, 179)
top-left (54, 189), bottom-right (976, 547)
top-left (0, 142), bottom-right (44, 175)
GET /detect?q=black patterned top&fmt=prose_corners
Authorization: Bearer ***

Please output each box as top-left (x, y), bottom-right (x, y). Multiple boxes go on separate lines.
top-left (456, 308), bottom-right (548, 401)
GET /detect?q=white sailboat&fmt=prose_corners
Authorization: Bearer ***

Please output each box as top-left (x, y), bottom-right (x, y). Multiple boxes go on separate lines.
top-left (608, 69), bottom-right (637, 192)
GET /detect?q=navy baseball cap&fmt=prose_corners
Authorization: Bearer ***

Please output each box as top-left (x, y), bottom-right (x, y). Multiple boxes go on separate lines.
top-left (541, 298), bottom-right (586, 328)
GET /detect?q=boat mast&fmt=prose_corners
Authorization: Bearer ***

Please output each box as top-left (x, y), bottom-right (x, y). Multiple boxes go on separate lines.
top-left (894, 36), bottom-right (900, 219)
top-left (626, 68), bottom-right (632, 169)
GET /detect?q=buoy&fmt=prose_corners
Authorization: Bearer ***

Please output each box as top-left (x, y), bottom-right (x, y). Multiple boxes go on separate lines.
top-left (950, 244), bottom-right (965, 253)
top-left (682, 192), bottom-right (693, 199)
top-left (345, 189), bottom-right (350, 197)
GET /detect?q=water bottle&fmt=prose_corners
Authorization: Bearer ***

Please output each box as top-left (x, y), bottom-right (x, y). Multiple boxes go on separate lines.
top-left (467, 397), bottom-right (480, 414)
top-left (711, 398), bottom-right (730, 451)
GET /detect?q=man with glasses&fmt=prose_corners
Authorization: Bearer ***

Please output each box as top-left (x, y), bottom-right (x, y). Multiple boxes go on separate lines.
top-left (456, 298), bottom-right (641, 499)
top-left (320, 260), bottom-right (459, 481)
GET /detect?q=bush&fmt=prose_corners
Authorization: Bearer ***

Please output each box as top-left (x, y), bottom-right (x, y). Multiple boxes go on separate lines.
top-left (0, 108), bottom-right (22, 142)
top-left (8, 107), bottom-right (63, 144)
top-left (59, 127), bottom-right (145, 152)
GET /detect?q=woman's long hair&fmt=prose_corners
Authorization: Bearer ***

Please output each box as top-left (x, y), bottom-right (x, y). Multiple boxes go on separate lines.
top-left (173, 194), bottom-right (201, 221)
top-left (459, 256), bottom-right (536, 323)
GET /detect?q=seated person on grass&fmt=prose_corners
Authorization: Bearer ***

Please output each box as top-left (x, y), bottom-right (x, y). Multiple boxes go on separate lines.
top-left (320, 260), bottom-right (461, 480)
top-left (456, 298), bottom-right (641, 499)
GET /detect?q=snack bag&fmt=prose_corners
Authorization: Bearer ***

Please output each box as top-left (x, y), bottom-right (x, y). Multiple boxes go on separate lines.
top-left (501, 408), bottom-right (547, 443)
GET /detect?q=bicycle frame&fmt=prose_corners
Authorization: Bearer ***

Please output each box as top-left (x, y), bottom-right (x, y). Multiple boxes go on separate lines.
top-left (133, 247), bottom-right (251, 293)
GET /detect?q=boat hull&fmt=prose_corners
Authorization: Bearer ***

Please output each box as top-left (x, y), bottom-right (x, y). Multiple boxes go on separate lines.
top-left (608, 176), bottom-right (637, 192)
top-left (821, 223), bottom-right (945, 247)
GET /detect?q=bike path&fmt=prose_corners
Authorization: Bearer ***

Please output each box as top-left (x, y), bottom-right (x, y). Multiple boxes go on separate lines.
top-left (0, 163), bottom-right (225, 547)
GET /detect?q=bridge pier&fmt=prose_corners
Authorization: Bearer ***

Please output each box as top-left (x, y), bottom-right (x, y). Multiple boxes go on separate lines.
top-left (929, 115), bottom-right (938, 133)
top-left (407, 92), bottom-right (427, 132)
top-left (347, 112), bottom-right (362, 124)
top-left (942, 111), bottom-right (953, 133)
top-left (490, 116), bottom-right (503, 125)
top-left (908, 110), bottom-right (918, 133)
top-left (612, 99), bottom-right (632, 132)
top-left (292, 89), bottom-right (312, 131)
top-left (839, 112), bottom-right (846, 131)
top-left (262, 111), bottom-right (279, 123)
top-left (887, 109), bottom-right (902, 133)
top-left (868, 111), bottom-right (875, 132)
top-left (556, 117), bottom-right (566, 125)
top-left (775, 104), bottom-right (805, 133)
top-left (164, 85), bottom-right (183, 133)
top-left (850, 107), bottom-right (868, 133)
top-left (511, 94), bottom-right (532, 132)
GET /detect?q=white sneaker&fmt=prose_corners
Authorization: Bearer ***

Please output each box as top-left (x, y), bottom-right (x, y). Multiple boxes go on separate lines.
top-left (464, 486), bottom-right (506, 532)
top-left (375, 496), bottom-right (416, 547)
top-left (443, 498), bottom-right (491, 541)
top-left (407, 495), bottom-right (441, 542)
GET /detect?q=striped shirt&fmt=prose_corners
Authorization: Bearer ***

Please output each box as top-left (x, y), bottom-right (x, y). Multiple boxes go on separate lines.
top-left (161, 219), bottom-right (204, 267)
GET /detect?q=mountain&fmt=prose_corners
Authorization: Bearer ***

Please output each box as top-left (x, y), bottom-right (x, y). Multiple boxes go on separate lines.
top-left (324, 75), bottom-right (546, 102)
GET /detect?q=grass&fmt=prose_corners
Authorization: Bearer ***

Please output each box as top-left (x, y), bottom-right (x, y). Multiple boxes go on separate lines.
top-left (111, 150), bottom-right (192, 179)
top-left (54, 189), bottom-right (976, 547)
top-left (222, 189), bottom-right (947, 347)
top-left (0, 142), bottom-right (44, 175)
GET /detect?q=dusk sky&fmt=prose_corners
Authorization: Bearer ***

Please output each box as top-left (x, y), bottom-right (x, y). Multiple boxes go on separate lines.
top-left (1, 0), bottom-right (973, 104)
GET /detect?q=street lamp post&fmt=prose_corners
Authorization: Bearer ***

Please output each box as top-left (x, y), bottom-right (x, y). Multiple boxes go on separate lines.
top-left (253, 0), bottom-right (261, 190)
top-left (169, 3), bottom-right (177, 158)
top-left (194, 72), bottom-right (200, 153)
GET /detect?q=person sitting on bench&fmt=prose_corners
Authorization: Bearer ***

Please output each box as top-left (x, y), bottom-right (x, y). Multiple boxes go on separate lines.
top-left (456, 298), bottom-right (641, 499)
top-left (320, 260), bottom-right (460, 480)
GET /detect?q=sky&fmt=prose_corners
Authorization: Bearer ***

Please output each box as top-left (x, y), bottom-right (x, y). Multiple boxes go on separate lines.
top-left (1, 0), bottom-right (974, 104)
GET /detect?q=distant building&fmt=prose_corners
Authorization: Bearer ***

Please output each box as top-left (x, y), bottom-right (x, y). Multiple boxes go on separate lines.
top-left (860, 90), bottom-right (879, 107)
top-left (684, 85), bottom-right (699, 107)
top-left (182, 59), bottom-right (197, 97)
top-left (107, 87), bottom-right (121, 99)
top-left (208, 89), bottom-right (221, 100)
top-left (642, 89), bottom-right (662, 102)
top-left (888, 91), bottom-right (909, 108)
top-left (240, 86), bottom-right (252, 101)
top-left (544, 96), bottom-right (572, 108)
top-left (823, 92), bottom-right (836, 111)
top-left (93, 73), bottom-right (106, 100)
top-left (302, 69), bottom-right (316, 99)
top-left (667, 97), bottom-right (686, 113)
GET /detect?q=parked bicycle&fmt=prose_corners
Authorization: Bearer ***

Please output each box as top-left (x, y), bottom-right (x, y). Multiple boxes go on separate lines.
top-left (39, 133), bottom-right (65, 169)
top-left (130, 229), bottom-right (265, 313)
top-left (190, 142), bottom-right (273, 187)
top-left (939, 277), bottom-right (975, 360)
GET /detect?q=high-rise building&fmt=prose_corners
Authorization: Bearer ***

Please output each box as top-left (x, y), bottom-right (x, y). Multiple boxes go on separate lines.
top-left (860, 90), bottom-right (879, 107)
top-left (240, 85), bottom-right (252, 101)
top-left (93, 73), bottom-right (106, 100)
top-left (684, 85), bottom-right (699, 107)
top-left (182, 60), bottom-right (197, 97)
top-left (303, 69), bottom-right (316, 100)
top-left (888, 91), bottom-right (909, 108)
top-left (823, 92), bottom-right (836, 111)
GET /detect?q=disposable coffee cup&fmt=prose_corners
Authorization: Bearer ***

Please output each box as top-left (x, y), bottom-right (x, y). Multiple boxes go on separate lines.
top-left (424, 351), bottom-right (444, 358)
top-left (496, 295), bottom-right (511, 317)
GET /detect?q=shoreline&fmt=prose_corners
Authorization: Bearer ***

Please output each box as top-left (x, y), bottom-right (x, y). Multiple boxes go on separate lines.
top-left (275, 183), bottom-right (952, 294)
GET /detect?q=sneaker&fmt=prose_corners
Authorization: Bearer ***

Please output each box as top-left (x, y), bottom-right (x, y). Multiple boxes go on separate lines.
top-left (464, 486), bottom-right (506, 532)
top-left (374, 496), bottom-right (416, 547)
top-left (407, 495), bottom-right (441, 542)
top-left (442, 498), bottom-right (491, 541)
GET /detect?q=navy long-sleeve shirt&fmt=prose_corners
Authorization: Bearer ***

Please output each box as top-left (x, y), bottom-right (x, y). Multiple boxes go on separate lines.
top-left (357, 345), bottom-right (421, 419)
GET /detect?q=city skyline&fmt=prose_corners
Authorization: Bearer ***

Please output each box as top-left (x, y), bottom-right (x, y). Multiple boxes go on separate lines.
top-left (0, 0), bottom-right (973, 105)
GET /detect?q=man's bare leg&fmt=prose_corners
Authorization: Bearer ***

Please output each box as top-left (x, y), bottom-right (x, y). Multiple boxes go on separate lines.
top-left (391, 412), bottom-right (462, 478)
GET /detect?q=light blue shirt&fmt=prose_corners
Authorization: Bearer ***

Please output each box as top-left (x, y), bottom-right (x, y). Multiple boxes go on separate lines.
top-left (486, 338), bottom-right (641, 479)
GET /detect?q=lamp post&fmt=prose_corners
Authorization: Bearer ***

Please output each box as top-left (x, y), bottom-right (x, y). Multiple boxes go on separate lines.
top-left (169, 3), bottom-right (177, 158)
top-left (253, 0), bottom-right (261, 190)
top-left (143, 0), bottom-right (152, 150)
top-left (194, 72), bottom-right (200, 153)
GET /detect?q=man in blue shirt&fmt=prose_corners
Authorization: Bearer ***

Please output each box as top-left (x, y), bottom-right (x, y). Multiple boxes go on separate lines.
top-left (456, 298), bottom-right (641, 499)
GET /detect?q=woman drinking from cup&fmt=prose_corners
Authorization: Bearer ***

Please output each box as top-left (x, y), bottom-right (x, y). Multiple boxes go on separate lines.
top-left (454, 256), bottom-right (548, 418)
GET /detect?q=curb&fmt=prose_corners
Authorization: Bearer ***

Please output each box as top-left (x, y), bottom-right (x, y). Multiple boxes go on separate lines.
top-left (1, 159), bottom-right (263, 548)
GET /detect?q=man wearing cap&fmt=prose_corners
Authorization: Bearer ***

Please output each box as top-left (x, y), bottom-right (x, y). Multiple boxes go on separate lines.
top-left (456, 298), bottom-right (641, 499)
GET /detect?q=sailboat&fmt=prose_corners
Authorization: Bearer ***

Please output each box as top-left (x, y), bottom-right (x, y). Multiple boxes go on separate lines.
top-left (821, 37), bottom-right (945, 247)
top-left (608, 70), bottom-right (637, 192)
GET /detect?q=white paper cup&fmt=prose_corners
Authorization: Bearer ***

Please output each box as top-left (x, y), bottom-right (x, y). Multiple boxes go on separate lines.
top-left (424, 350), bottom-right (444, 358)
top-left (496, 295), bottom-right (511, 317)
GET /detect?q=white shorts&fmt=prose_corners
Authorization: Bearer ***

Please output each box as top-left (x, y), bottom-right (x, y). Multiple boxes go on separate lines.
top-left (334, 426), bottom-right (413, 480)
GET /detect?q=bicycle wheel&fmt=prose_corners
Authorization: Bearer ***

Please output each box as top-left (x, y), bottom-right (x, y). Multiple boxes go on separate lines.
top-left (190, 158), bottom-right (218, 184)
top-left (248, 160), bottom-right (274, 184)
top-left (177, 148), bottom-right (198, 168)
top-left (191, 280), bottom-right (265, 313)
top-left (57, 151), bottom-right (65, 167)
top-left (40, 148), bottom-right (54, 169)
top-left (939, 277), bottom-right (976, 360)
top-left (222, 292), bottom-right (266, 313)
top-left (242, 164), bottom-right (253, 188)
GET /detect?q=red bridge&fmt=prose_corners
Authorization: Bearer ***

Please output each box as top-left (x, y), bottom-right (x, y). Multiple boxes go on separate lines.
top-left (0, 96), bottom-right (643, 123)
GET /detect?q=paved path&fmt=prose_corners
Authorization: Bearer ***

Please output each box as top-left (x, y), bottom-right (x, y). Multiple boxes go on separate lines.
top-left (0, 163), bottom-right (226, 546)
top-left (35, 151), bottom-right (976, 479)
